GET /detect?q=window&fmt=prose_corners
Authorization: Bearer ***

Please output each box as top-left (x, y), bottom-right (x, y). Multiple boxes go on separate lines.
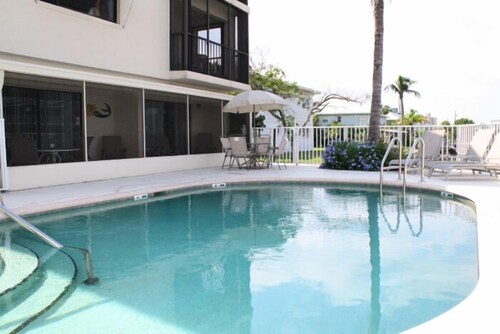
top-left (41, 0), bottom-right (117, 23)
top-left (3, 73), bottom-right (84, 166)
top-left (86, 83), bottom-right (143, 160)
top-left (145, 91), bottom-right (188, 157)
top-left (302, 97), bottom-right (312, 109)
top-left (189, 96), bottom-right (222, 154)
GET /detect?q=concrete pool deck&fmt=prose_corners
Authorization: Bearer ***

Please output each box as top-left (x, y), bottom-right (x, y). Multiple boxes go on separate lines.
top-left (0, 165), bottom-right (499, 333)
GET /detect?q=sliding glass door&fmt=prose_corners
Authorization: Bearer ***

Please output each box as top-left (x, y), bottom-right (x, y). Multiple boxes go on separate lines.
top-left (2, 73), bottom-right (83, 166)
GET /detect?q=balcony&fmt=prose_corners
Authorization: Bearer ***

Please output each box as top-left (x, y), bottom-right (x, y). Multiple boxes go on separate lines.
top-left (171, 33), bottom-right (249, 85)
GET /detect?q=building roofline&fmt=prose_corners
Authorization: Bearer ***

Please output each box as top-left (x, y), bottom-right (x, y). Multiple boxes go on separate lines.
top-left (297, 85), bottom-right (321, 95)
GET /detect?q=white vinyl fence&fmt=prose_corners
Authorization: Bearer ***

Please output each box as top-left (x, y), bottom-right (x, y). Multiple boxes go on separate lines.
top-left (254, 123), bottom-right (500, 165)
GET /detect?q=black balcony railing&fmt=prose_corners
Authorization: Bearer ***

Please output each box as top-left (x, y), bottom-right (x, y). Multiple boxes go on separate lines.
top-left (171, 33), bottom-right (249, 84)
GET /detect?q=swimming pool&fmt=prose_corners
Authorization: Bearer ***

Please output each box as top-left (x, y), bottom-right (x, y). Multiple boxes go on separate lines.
top-left (0, 183), bottom-right (478, 333)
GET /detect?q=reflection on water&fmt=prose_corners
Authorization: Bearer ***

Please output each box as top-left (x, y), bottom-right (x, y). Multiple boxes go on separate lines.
top-left (6, 185), bottom-right (478, 334)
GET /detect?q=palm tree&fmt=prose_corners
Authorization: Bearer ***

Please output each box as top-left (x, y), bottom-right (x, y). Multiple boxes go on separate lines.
top-left (402, 109), bottom-right (427, 125)
top-left (385, 75), bottom-right (421, 122)
top-left (381, 105), bottom-right (392, 115)
top-left (368, 0), bottom-right (385, 142)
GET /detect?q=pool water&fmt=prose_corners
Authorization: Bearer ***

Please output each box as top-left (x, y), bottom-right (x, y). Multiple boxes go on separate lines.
top-left (3, 184), bottom-right (478, 333)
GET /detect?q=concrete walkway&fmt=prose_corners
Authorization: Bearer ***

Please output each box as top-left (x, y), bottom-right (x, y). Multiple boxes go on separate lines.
top-left (1, 165), bottom-right (499, 333)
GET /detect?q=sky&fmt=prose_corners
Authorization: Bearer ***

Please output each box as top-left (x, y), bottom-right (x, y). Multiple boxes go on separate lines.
top-left (249, 0), bottom-right (500, 123)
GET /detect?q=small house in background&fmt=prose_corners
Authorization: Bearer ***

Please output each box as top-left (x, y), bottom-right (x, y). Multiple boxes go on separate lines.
top-left (317, 104), bottom-right (389, 126)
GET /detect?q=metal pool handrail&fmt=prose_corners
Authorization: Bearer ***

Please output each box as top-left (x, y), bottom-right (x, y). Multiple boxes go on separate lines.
top-left (380, 136), bottom-right (403, 192)
top-left (0, 204), bottom-right (62, 249)
top-left (380, 136), bottom-right (426, 200)
top-left (403, 137), bottom-right (425, 197)
top-left (0, 204), bottom-right (98, 284)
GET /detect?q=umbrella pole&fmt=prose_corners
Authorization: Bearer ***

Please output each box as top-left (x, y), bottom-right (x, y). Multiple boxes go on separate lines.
top-left (249, 105), bottom-right (254, 143)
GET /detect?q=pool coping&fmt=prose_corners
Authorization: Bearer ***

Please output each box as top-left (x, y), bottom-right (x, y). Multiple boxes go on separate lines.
top-left (0, 165), bottom-right (499, 333)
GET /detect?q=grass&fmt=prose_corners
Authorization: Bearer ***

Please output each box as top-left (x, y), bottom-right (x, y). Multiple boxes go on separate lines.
top-left (282, 148), bottom-right (325, 165)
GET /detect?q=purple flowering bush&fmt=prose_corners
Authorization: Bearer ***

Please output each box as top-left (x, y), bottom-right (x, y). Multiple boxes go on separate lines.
top-left (320, 141), bottom-right (392, 171)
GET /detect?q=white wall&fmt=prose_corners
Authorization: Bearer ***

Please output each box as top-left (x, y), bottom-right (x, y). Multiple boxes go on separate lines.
top-left (318, 115), bottom-right (338, 125)
top-left (8, 154), bottom-right (224, 191)
top-left (0, 0), bottom-right (170, 80)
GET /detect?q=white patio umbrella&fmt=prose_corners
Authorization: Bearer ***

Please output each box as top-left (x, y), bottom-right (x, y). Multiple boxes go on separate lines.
top-left (223, 90), bottom-right (289, 140)
top-left (223, 90), bottom-right (289, 114)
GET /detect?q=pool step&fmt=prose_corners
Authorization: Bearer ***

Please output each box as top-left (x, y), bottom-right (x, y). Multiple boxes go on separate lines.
top-left (0, 243), bottom-right (39, 297)
top-left (0, 240), bottom-right (77, 334)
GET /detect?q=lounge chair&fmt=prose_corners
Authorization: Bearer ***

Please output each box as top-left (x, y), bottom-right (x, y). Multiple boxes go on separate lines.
top-left (429, 131), bottom-right (500, 178)
top-left (389, 129), bottom-right (445, 168)
top-left (228, 136), bottom-right (252, 169)
top-left (219, 137), bottom-right (233, 169)
top-left (426, 127), bottom-right (495, 169)
top-left (271, 135), bottom-right (288, 170)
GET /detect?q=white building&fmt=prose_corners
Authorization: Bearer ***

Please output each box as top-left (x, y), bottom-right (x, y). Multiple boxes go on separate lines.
top-left (424, 113), bottom-right (438, 125)
top-left (258, 86), bottom-right (319, 152)
top-left (261, 86), bottom-right (320, 128)
top-left (317, 105), bottom-right (388, 126)
top-left (0, 0), bottom-right (250, 190)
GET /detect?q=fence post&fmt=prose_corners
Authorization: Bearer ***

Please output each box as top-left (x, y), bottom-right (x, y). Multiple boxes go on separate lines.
top-left (293, 128), bottom-right (299, 165)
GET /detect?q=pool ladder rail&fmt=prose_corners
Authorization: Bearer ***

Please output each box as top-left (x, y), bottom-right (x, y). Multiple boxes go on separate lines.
top-left (380, 136), bottom-right (426, 197)
top-left (0, 203), bottom-right (99, 285)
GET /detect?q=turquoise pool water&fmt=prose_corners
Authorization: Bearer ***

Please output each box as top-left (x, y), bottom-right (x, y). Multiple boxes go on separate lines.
top-left (2, 184), bottom-right (478, 333)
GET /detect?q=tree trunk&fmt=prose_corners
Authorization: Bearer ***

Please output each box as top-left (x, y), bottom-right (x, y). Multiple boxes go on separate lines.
top-left (398, 94), bottom-right (405, 124)
top-left (368, 0), bottom-right (384, 142)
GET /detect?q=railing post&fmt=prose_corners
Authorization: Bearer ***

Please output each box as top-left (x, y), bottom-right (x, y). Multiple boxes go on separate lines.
top-left (293, 127), bottom-right (299, 165)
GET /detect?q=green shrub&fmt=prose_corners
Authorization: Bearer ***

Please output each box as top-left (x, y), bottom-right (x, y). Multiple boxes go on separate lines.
top-left (320, 141), bottom-right (396, 171)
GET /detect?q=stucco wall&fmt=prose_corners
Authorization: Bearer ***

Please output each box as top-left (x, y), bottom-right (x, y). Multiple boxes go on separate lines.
top-left (0, 0), bottom-right (170, 80)
top-left (7, 154), bottom-right (224, 191)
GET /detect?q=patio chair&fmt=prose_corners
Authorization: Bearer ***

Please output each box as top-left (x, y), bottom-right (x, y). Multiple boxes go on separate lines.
top-left (254, 135), bottom-right (272, 168)
top-left (219, 137), bottom-right (233, 169)
top-left (7, 137), bottom-right (39, 166)
top-left (229, 136), bottom-right (253, 169)
top-left (101, 136), bottom-right (127, 160)
top-left (389, 129), bottom-right (445, 168)
top-left (271, 135), bottom-right (288, 170)
top-left (429, 131), bottom-right (500, 178)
